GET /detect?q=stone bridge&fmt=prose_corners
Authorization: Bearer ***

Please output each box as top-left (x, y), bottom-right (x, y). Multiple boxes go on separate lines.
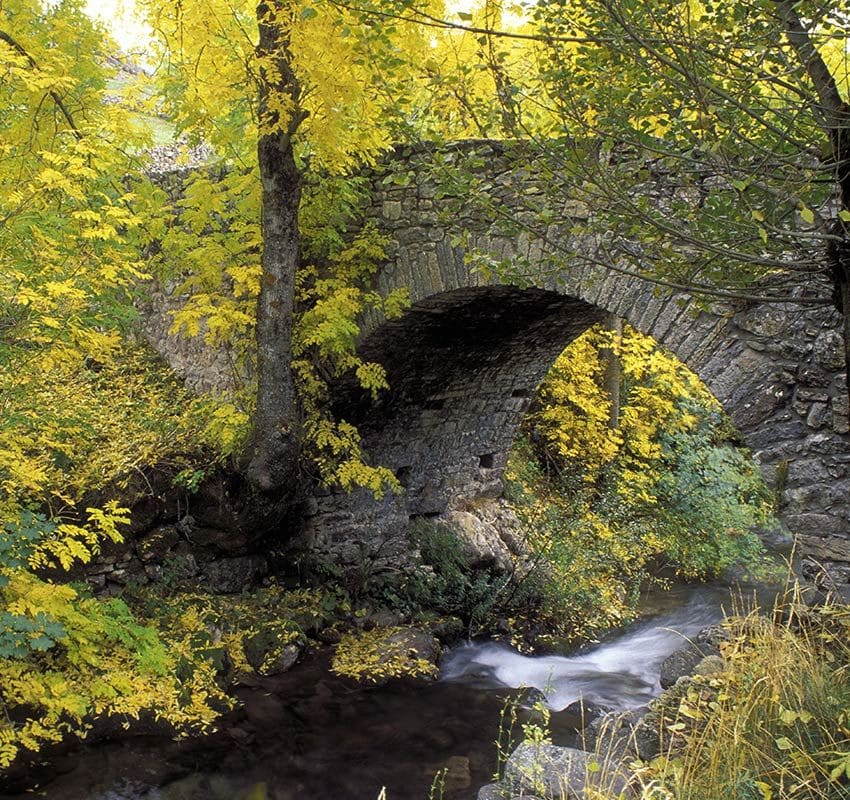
top-left (291, 141), bottom-right (850, 588)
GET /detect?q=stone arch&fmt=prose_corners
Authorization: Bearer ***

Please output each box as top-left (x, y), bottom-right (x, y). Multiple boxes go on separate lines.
top-left (298, 142), bottom-right (850, 587)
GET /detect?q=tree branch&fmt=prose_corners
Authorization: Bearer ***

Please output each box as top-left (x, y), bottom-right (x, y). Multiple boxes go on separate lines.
top-left (0, 29), bottom-right (83, 140)
top-left (772, 1), bottom-right (847, 130)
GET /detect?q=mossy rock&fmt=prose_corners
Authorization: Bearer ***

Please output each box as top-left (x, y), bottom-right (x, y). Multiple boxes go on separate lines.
top-left (243, 629), bottom-right (301, 676)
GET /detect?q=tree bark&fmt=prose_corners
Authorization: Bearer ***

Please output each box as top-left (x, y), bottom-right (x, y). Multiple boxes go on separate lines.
top-left (601, 314), bottom-right (622, 430)
top-left (829, 230), bottom-right (850, 414)
top-left (247, 1), bottom-right (307, 496)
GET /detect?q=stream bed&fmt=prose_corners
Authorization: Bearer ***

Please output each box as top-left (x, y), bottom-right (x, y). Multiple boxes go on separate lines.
top-left (2, 579), bottom-right (782, 800)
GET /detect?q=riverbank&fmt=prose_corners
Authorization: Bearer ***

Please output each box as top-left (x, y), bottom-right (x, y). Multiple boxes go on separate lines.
top-left (1, 573), bottom-right (801, 800)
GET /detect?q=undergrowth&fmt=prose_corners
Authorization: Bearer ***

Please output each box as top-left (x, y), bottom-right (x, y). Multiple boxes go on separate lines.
top-left (630, 595), bottom-right (850, 800)
top-left (502, 324), bottom-right (775, 644)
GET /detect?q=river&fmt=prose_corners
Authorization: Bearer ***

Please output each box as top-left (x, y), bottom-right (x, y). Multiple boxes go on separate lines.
top-left (1, 578), bottom-right (783, 800)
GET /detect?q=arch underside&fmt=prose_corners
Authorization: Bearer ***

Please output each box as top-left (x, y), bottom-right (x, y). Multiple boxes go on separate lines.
top-left (344, 286), bottom-right (605, 514)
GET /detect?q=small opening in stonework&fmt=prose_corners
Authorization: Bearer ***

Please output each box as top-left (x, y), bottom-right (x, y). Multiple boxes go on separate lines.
top-left (424, 398), bottom-right (445, 410)
top-left (409, 512), bottom-right (441, 520)
top-left (395, 466), bottom-right (412, 488)
top-left (511, 388), bottom-right (531, 398)
top-left (479, 453), bottom-right (496, 469)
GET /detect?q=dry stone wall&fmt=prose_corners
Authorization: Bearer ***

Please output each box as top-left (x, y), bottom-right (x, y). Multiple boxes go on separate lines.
top-left (297, 141), bottom-right (850, 589)
top-left (139, 141), bottom-right (850, 589)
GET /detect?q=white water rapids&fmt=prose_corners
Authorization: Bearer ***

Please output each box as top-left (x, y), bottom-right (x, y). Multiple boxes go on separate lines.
top-left (440, 584), bottom-right (766, 710)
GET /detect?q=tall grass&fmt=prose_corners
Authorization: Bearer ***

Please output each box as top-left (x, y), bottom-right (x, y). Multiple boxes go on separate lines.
top-left (632, 591), bottom-right (850, 800)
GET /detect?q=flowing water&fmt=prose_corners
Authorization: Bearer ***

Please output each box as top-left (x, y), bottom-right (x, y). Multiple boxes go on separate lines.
top-left (440, 582), bottom-right (749, 711)
top-left (1, 578), bottom-right (782, 800)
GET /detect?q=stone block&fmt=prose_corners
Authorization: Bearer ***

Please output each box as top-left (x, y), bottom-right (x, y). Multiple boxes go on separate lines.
top-left (814, 330), bottom-right (845, 371)
top-left (807, 402), bottom-right (829, 429)
top-left (202, 555), bottom-right (267, 594)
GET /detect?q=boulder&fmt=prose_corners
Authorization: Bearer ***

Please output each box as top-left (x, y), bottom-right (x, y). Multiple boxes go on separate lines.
top-left (659, 640), bottom-right (719, 689)
top-left (431, 616), bottom-right (465, 644)
top-left (581, 710), bottom-right (644, 761)
top-left (361, 607), bottom-right (404, 630)
top-left (380, 627), bottom-right (441, 667)
top-left (504, 743), bottom-right (632, 799)
top-left (243, 633), bottom-right (300, 676)
top-left (692, 654), bottom-right (724, 679)
top-left (475, 499), bottom-right (529, 557)
top-left (564, 699), bottom-right (611, 728)
top-left (478, 783), bottom-right (541, 800)
top-left (446, 510), bottom-right (512, 571)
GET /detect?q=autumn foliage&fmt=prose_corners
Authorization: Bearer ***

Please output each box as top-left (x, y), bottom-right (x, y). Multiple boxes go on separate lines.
top-left (506, 325), bottom-right (773, 640)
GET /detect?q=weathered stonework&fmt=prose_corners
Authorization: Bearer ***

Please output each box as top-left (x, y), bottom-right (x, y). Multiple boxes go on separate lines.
top-left (141, 141), bottom-right (850, 588)
top-left (297, 141), bottom-right (850, 588)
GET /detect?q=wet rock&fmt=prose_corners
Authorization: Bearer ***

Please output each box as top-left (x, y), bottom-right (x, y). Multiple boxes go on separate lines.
top-left (243, 632), bottom-right (300, 676)
top-left (522, 688), bottom-right (549, 709)
top-left (202, 555), bottom-right (267, 594)
top-left (659, 639), bottom-right (720, 689)
top-left (564, 699), bottom-right (611, 728)
top-left (431, 616), bottom-right (465, 644)
top-left (504, 743), bottom-right (632, 799)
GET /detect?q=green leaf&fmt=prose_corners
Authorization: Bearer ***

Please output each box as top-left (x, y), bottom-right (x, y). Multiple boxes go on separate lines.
top-left (300, 7), bottom-right (317, 20)
top-left (754, 781), bottom-right (774, 800)
top-left (800, 206), bottom-right (815, 224)
top-left (839, 209), bottom-right (850, 223)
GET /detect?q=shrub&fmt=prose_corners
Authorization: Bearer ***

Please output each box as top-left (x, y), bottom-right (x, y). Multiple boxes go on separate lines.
top-left (504, 324), bottom-right (774, 642)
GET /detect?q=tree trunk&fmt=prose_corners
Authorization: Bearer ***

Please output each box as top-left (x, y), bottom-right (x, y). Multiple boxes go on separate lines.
top-left (775, 0), bottom-right (850, 416)
top-left (247, 1), bottom-right (306, 496)
top-left (601, 314), bottom-right (623, 430)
